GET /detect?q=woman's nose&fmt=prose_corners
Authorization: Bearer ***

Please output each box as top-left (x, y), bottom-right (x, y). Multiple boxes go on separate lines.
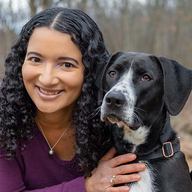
top-left (38, 64), bottom-right (59, 86)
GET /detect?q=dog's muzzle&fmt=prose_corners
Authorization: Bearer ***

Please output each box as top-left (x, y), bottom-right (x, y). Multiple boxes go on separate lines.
top-left (101, 91), bottom-right (126, 122)
top-left (101, 91), bottom-right (141, 130)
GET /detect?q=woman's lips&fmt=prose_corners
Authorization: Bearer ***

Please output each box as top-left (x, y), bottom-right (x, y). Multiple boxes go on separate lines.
top-left (36, 86), bottom-right (64, 100)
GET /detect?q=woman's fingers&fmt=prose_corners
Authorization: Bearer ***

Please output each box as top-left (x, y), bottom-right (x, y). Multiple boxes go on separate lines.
top-left (99, 148), bottom-right (138, 168)
top-left (103, 173), bottom-right (142, 192)
top-left (114, 163), bottom-right (146, 175)
top-left (110, 173), bottom-right (141, 186)
top-left (105, 186), bottom-right (130, 192)
top-left (108, 153), bottom-right (137, 168)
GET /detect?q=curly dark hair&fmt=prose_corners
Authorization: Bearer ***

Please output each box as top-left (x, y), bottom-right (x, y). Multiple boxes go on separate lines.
top-left (0, 7), bottom-right (112, 176)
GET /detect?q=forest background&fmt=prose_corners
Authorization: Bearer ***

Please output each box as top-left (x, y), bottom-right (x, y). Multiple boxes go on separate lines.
top-left (0, 0), bottom-right (192, 169)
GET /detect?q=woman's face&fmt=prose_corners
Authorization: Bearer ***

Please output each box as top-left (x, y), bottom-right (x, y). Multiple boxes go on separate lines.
top-left (22, 27), bottom-right (85, 114)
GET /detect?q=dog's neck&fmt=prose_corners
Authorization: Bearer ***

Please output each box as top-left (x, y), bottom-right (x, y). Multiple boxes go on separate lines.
top-left (113, 113), bottom-right (177, 158)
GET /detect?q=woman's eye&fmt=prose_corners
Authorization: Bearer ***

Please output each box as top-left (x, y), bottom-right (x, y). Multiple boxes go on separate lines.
top-left (142, 75), bottom-right (151, 82)
top-left (31, 57), bottom-right (41, 63)
top-left (62, 62), bottom-right (74, 68)
top-left (108, 71), bottom-right (116, 78)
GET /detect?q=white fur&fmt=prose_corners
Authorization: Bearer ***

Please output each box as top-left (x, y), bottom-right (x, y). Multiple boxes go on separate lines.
top-left (121, 68), bottom-right (135, 125)
top-left (130, 162), bottom-right (155, 192)
top-left (117, 122), bottom-right (149, 148)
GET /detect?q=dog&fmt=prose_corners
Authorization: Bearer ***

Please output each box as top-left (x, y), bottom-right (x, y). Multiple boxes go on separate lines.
top-left (99, 52), bottom-right (192, 192)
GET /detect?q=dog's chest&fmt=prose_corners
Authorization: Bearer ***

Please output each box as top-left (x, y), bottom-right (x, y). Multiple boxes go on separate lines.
top-left (129, 163), bottom-right (154, 192)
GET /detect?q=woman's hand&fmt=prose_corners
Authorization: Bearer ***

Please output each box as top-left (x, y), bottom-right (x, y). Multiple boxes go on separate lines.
top-left (85, 148), bottom-right (146, 192)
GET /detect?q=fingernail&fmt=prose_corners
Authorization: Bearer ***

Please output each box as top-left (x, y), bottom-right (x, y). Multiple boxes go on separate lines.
top-left (132, 174), bottom-right (141, 180)
top-left (127, 153), bottom-right (136, 159)
top-left (123, 187), bottom-right (130, 191)
top-left (139, 163), bottom-right (146, 169)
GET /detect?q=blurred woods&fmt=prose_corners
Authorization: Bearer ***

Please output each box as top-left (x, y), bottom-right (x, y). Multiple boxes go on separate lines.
top-left (0, 0), bottom-right (192, 74)
top-left (0, 0), bottom-right (192, 164)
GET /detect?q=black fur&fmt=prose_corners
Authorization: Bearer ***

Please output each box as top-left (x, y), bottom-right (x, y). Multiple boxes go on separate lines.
top-left (100, 52), bottom-right (192, 191)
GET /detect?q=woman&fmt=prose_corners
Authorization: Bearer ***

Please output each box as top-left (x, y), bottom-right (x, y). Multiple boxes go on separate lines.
top-left (0, 7), bottom-right (145, 191)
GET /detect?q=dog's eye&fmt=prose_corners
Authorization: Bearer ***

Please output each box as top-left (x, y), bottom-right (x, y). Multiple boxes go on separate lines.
top-left (109, 71), bottom-right (116, 78)
top-left (142, 75), bottom-right (151, 82)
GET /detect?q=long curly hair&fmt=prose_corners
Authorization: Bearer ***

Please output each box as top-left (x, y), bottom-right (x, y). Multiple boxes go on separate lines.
top-left (0, 7), bottom-right (112, 176)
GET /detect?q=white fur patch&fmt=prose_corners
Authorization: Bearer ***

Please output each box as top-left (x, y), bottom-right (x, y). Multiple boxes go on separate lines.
top-left (130, 162), bottom-right (155, 192)
top-left (117, 122), bottom-right (149, 149)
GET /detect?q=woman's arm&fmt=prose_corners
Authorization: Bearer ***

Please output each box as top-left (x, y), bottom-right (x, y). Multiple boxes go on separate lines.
top-left (24, 178), bottom-right (87, 192)
top-left (0, 151), bottom-right (87, 192)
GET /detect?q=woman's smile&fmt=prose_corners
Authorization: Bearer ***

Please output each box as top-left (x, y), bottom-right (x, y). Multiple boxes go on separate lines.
top-left (36, 86), bottom-right (64, 100)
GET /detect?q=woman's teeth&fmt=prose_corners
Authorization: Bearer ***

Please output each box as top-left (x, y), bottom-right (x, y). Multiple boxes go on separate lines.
top-left (39, 88), bottom-right (60, 95)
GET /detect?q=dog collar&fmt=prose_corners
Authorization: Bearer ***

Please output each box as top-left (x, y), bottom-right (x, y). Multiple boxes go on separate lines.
top-left (136, 137), bottom-right (181, 161)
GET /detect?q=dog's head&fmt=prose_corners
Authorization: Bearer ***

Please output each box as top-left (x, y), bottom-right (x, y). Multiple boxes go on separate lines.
top-left (99, 52), bottom-right (191, 138)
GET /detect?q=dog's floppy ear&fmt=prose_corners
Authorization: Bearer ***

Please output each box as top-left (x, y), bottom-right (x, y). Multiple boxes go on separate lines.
top-left (158, 57), bottom-right (192, 115)
top-left (98, 51), bottom-right (124, 103)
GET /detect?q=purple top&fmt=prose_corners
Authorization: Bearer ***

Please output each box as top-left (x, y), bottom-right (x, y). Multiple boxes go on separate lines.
top-left (0, 124), bottom-right (87, 192)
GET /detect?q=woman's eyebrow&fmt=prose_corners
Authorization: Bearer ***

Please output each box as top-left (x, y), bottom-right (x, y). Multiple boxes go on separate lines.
top-left (58, 57), bottom-right (79, 65)
top-left (27, 51), bottom-right (42, 57)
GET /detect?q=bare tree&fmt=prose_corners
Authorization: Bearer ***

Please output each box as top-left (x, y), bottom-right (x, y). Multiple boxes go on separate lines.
top-left (29, 0), bottom-right (37, 16)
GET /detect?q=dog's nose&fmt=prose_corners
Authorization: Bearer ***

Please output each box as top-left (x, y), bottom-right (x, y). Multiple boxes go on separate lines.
top-left (105, 91), bottom-right (126, 108)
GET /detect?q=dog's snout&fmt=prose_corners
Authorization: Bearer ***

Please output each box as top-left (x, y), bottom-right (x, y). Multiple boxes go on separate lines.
top-left (105, 92), bottom-right (126, 108)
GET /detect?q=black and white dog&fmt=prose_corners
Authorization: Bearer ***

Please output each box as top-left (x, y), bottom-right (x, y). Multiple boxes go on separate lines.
top-left (99, 52), bottom-right (192, 192)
